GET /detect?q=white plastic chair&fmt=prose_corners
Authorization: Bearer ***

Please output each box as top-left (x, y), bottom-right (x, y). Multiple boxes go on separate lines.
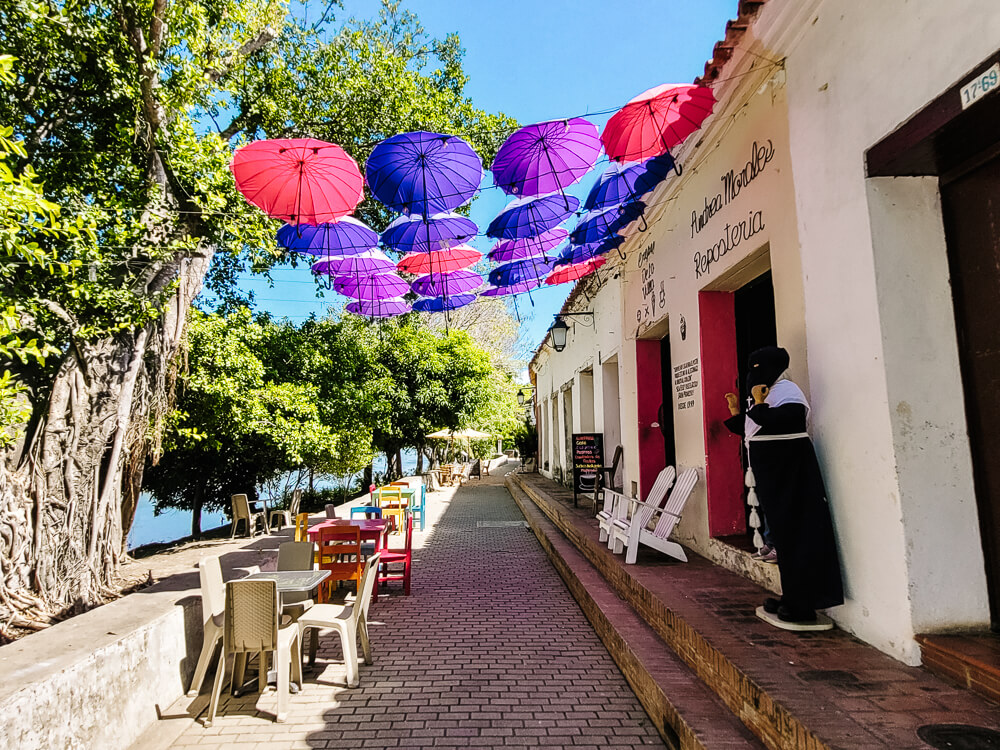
top-left (187, 555), bottom-right (225, 696)
top-left (297, 553), bottom-right (380, 688)
top-left (611, 467), bottom-right (699, 564)
top-left (231, 493), bottom-right (268, 538)
top-left (205, 579), bottom-right (302, 725)
top-left (600, 466), bottom-right (675, 547)
top-left (269, 489), bottom-right (302, 531)
top-left (277, 541), bottom-right (315, 621)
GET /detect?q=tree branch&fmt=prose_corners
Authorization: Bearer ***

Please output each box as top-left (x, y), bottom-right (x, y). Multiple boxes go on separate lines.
top-left (205, 27), bottom-right (279, 84)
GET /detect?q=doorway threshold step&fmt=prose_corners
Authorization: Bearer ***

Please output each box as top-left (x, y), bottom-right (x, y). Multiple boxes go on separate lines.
top-left (917, 632), bottom-right (1000, 705)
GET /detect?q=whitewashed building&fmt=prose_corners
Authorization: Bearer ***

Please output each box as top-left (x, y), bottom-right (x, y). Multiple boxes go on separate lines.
top-left (530, 0), bottom-right (1000, 665)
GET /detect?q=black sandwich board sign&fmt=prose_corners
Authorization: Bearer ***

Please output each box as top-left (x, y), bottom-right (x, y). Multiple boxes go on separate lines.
top-left (572, 432), bottom-right (604, 506)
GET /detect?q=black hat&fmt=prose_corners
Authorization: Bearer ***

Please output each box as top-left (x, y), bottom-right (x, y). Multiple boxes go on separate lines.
top-left (747, 346), bottom-right (789, 389)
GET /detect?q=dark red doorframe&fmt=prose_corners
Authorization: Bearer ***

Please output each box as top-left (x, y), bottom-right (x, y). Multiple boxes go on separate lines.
top-left (699, 291), bottom-right (747, 537)
top-left (635, 339), bottom-right (665, 500)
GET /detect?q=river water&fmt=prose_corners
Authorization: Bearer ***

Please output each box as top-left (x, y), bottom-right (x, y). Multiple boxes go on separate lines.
top-left (126, 451), bottom-right (419, 550)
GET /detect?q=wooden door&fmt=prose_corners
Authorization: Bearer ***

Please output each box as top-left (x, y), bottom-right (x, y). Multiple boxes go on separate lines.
top-left (941, 153), bottom-right (1000, 625)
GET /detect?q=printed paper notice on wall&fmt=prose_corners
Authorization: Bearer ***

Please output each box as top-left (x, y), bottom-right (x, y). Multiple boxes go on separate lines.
top-left (961, 62), bottom-right (999, 110)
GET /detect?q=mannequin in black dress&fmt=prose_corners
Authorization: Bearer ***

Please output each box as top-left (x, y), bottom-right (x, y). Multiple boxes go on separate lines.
top-left (724, 346), bottom-right (844, 622)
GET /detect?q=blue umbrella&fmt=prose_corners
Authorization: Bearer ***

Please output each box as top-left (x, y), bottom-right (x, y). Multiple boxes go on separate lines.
top-left (412, 294), bottom-right (476, 312)
top-left (487, 257), bottom-right (555, 287)
top-left (570, 201), bottom-right (646, 245)
top-left (486, 194), bottom-right (580, 240)
top-left (554, 236), bottom-right (626, 267)
top-left (366, 131), bottom-right (483, 215)
top-left (583, 152), bottom-right (677, 211)
top-left (277, 217), bottom-right (377, 255)
top-left (380, 211), bottom-right (478, 253)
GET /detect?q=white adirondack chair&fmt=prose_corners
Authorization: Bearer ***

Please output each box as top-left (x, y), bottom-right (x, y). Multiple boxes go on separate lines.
top-left (599, 466), bottom-right (676, 547)
top-left (611, 467), bottom-right (699, 564)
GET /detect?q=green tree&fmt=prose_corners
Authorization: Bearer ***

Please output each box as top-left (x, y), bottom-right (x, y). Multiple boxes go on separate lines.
top-left (0, 0), bottom-right (514, 629)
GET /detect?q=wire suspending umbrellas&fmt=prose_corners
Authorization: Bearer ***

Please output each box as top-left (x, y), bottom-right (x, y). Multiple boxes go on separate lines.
top-left (492, 118), bottom-right (601, 201)
top-left (366, 131), bottom-right (484, 215)
top-left (231, 138), bottom-right (364, 224)
top-left (601, 84), bottom-right (716, 164)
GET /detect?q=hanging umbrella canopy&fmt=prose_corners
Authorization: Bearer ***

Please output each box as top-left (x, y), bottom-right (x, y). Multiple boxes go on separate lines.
top-left (380, 211), bottom-right (478, 253)
top-left (426, 428), bottom-right (492, 440)
top-left (366, 131), bottom-right (483, 215)
top-left (480, 279), bottom-right (541, 297)
top-left (554, 236), bottom-right (625, 267)
top-left (583, 152), bottom-right (677, 211)
top-left (601, 84), bottom-right (716, 163)
top-left (412, 294), bottom-right (477, 312)
top-left (570, 201), bottom-right (646, 245)
top-left (345, 297), bottom-right (411, 318)
top-left (397, 245), bottom-right (481, 274)
top-left (312, 249), bottom-right (396, 276)
top-left (488, 227), bottom-right (568, 262)
top-left (231, 138), bottom-right (364, 224)
top-left (277, 217), bottom-right (378, 256)
top-left (333, 272), bottom-right (410, 300)
top-left (486, 194), bottom-right (580, 240)
top-left (411, 269), bottom-right (482, 297)
top-left (492, 118), bottom-right (601, 197)
top-left (488, 257), bottom-right (554, 287)
top-left (546, 257), bottom-right (606, 285)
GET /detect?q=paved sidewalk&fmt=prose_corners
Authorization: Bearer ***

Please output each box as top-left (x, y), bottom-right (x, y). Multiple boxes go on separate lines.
top-left (165, 465), bottom-right (665, 749)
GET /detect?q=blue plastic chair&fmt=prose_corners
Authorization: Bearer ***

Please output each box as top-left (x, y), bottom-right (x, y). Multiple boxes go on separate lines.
top-left (410, 485), bottom-right (426, 532)
top-left (351, 505), bottom-right (382, 519)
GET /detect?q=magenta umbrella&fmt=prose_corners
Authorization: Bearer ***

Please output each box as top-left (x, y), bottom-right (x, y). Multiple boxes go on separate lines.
top-left (333, 272), bottom-right (410, 300)
top-left (491, 118), bottom-right (601, 198)
top-left (312, 249), bottom-right (396, 276)
top-left (345, 298), bottom-right (411, 318)
top-left (480, 279), bottom-right (541, 297)
top-left (488, 228), bottom-right (568, 262)
top-left (411, 269), bottom-right (482, 297)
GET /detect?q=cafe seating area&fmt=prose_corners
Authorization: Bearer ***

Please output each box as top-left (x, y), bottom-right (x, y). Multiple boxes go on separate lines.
top-left (192, 478), bottom-right (428, 724)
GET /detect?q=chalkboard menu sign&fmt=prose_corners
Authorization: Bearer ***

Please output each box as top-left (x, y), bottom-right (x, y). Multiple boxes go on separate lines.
top-left (572, 433), bottom-right (604, 505)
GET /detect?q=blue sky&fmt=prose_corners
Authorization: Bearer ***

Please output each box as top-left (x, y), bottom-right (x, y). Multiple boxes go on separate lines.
top-left (237, 0), bottom-right (737, 355)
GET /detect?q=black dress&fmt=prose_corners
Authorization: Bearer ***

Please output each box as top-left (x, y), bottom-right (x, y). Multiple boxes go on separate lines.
top-left (725, 402), bottom-right (844, 611)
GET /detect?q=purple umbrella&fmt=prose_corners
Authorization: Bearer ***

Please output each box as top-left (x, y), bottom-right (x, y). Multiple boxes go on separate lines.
top-left (570, 201), bottom-right (646, 245)
top-left (492, 118), bottom-right (601, 198)
top-left (488, 257), bottom-right (554, 287)
top-left (488, 228), bottom-right (568, 262)
top-left (334, 272), bottom-right (410, 300)
top-left (312, 249), bottom-right (396, 276)
top-left (366, 131), bottom-right (483, 215)
top-left (380, 211), bottom-right (478, 253)
top-left (553, 236), bottom-right (626, 267)
top-left (346, 298), bottom-right (411, 318)
top-left (480, 279), bottom-right (541, 296)
top-left (583, 152), bottom-right (677, 211)
top-left (486, 194), bottom-right (580, 240)
top-left (412, 294), bottom-right (476, 312)
top-left (411, 269), bottom-right (482, 297)
top-left (277, 217), bottom-right (378, 255)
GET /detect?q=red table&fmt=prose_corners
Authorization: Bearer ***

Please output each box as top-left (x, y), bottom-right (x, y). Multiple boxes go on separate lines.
top-left (307, 518), bottom-right (388, 552)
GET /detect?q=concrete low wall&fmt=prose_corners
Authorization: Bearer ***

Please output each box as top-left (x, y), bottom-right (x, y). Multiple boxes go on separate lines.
top-left (0, 540), bottom-right (270, 750)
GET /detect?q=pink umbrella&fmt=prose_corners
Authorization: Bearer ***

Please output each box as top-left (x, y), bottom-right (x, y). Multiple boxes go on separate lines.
top-left (397, 245), bottom-right (482, 274)
top-left (231, 138), bottom-right (364, 224)
top-left (601, 84), bottom-right (715, 163)
top-left (545, 257), bottom-right (607, 285)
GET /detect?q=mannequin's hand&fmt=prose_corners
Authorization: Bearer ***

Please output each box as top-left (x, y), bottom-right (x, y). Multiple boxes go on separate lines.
top-left (751, 384), bottom-right (769, 405)
top-left (724, 392), bottom-right (740, 416)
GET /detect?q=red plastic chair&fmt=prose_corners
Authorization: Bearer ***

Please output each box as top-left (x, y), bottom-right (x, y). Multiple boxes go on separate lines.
top-left (378, 513), bottom-right (412, 595)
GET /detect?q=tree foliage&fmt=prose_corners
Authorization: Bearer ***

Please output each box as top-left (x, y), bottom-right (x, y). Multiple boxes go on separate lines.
top-left (0, 0), bottom-right (516, 630)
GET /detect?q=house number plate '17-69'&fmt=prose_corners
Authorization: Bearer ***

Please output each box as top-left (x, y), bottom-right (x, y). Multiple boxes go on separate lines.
top-left (960, 62), bottom-right (999, 109)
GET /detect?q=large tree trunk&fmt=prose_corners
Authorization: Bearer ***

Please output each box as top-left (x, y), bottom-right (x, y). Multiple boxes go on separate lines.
top-left (0, 252), bottom-right (211, 633)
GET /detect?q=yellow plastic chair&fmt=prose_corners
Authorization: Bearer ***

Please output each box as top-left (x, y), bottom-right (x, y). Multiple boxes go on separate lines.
top-left (294, 512), bottom-right (310, 543)
top-left (376, 488), bottom-right (406, 534)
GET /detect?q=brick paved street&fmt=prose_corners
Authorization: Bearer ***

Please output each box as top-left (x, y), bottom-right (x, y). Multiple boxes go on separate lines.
top-left (167, 465), bottom-right (665, 749)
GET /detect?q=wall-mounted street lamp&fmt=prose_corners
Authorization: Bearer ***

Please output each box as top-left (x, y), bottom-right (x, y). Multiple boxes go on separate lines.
top-left (547, 312), bottom-right (594, 353)
top-left (517, 386), bottom-right (535, 406)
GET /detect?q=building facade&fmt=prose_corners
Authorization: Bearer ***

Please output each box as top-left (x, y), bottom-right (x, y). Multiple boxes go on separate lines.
top-left (530, 0), bottom-right (1000, 665)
